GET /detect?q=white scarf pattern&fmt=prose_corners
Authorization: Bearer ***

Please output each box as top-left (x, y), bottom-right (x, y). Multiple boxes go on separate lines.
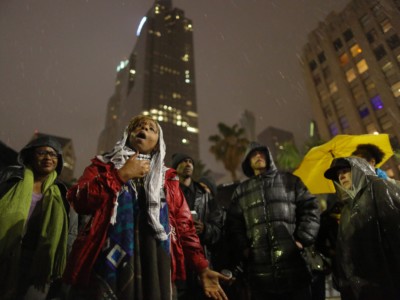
top-left (97, 124), bottom-right (168, 241)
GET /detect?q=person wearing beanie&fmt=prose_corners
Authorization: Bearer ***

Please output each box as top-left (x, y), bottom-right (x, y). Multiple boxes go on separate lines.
top-left (0, 136), bottom-right (69, 300)
top-left (226, 141), bottom-right (320, 300)
top-left (324, 157), bottom-right (400, 300)
top-left (63, 116), bottom-right (228, 300)
top-left (172, 153), bottom-right (224, 300)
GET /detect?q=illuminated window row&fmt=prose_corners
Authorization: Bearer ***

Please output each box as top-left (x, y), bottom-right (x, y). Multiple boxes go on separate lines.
top-left (142, 107), bottom-right (199, 133)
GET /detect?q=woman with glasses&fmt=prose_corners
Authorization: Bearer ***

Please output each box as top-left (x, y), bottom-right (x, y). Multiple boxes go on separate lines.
top-left (0, 136), bottom-right (69, 300)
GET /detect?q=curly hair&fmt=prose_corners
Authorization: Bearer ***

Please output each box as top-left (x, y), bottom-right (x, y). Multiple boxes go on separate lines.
top-left (127, 115), bottom-right (159, 134)
top-left (352, 143), bottom-right (385, 165)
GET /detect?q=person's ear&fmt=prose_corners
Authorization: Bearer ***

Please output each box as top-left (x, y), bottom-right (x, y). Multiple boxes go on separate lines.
top-left (370, 158), bottom-right (376, 167)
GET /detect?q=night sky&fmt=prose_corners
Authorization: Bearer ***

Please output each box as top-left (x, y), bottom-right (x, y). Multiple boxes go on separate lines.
top-left (0, 0), bottom-right (350, 178)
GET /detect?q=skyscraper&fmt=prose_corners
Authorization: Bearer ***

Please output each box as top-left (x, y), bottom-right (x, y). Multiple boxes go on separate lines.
top-left (98, 0), bottom-right (199, 164)
top-left (302, 0), bottom-right (400, 175)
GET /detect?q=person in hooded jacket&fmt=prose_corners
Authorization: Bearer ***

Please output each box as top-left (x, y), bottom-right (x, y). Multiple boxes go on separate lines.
top-left (324, 156), bottom-right (400, 300)
top-left (226, 142), bottom-right (320, 300)
top-left (63, 115), bottom-right (228, 300)
top-left (0, 136), bottom-right (69, 300)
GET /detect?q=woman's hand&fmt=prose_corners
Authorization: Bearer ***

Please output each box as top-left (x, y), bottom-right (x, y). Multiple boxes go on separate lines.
top-left (117, 153), bottom-right (150, 182)
top-left (199, 268), bottom-right (230, 300)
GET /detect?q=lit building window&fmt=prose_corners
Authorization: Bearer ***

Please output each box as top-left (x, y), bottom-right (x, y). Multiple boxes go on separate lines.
top-left (366, 123), bottom-right (378, 134)
top-left (346, 69), bottom-right (357, 82)
top-left (182, 54), bottom-right (189, 62)
top-left (358, 104), bottom-right (370, 118)
top-left (339, 53), bottom-right (350, 66)
top-left (370, 95), bottom-right (384, 110)
top-left (382, 62), bottom-right (395, 78)
top-left (182, 138), bottom-right (189, 144)
top-left (329, 81), bottom-right (338, 94)
top-left (329, 123), bottom-right (339, 136)
top-left (391, 81), bottom-right (400, 97)
top-left (187, 126), bottom-right (199, 133)
top-left (350, 44), bottom-right (362, 57)
top-left (380, 19), bottom-right (393, 33)
top-left (356, 59), bottom-right (368, 74)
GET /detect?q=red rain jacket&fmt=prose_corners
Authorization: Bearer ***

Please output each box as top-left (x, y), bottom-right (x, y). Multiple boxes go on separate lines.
top-left (63, 158), bottom-right (208, 286)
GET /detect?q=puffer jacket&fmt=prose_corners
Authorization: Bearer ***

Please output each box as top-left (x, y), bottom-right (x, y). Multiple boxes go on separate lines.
top-left (227, 142), bottom-right (320, 292)
top-left (331, 157), bottom-right (400, 300)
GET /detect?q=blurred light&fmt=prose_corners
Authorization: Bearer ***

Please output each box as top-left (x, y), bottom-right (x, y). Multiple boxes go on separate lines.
top-left (137, 17), bottom-right (147, 36)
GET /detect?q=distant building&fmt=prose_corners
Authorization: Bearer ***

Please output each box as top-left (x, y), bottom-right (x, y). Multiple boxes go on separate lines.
top-left (32, 132), bottom-right (76, 184)
top-left (302, 0), bottom-right (400, 176)
top-left (0, 141), bottom-right (18, 171)
top-left (239, 110), bottom-right (256, 141)
top-left (257, 126), bottom-right (296, 162)
top-left (98, 0), bottom-right (199, 165)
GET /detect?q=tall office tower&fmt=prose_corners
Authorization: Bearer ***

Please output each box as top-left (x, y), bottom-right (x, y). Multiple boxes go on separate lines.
top-left (302, 0), bottom-right (400, 175)
top-left (239, 110), bottom-right (256, 142)
top-left (98, 0), bottom-right (199, 164)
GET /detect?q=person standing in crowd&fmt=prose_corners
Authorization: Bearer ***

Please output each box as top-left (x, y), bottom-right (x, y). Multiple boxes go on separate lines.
top-left (226, 141), bottom-right (320, 300)
top-left (0, 136), bottom-right (69, 300)
top-left (63, 115), bottom-right (228, 300)
top-left (172, 153), bottom-right (224, 300)
top-left (324, 157), bottom-right (400, 300)
top-left (352, 143), bottom-right (398, 184)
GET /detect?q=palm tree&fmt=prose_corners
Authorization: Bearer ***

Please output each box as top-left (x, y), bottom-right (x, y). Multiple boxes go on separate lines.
top-left (209, 123), bottom-right (249, 181)
top-left (276, 141), bottom-right (302, 172)
top-left (192, 159), bottom-right (211, 181)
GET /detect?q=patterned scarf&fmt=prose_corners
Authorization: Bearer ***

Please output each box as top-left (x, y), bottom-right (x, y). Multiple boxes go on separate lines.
top-left (97, 124), bottom-right (168, 241)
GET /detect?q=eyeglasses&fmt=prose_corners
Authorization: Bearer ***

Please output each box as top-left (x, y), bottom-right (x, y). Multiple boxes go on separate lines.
top-left (35, 150), bottom-right (58, 159)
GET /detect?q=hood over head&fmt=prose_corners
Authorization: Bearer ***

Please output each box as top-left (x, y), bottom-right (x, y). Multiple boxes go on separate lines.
top-left (18, 136), bottom-right (64, 175)
top-left (241, 141), bottom-right (277, 178)
top-left (325, 156), bottom-right (377, 199)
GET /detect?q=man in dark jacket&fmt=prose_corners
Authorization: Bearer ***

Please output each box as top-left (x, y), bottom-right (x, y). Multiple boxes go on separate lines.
top-left (324, 156), bottom-right (400, 300)
top-left (226, 142), bottom-right (320, 300)
top-left (172, 153), bottom-right (224, 300)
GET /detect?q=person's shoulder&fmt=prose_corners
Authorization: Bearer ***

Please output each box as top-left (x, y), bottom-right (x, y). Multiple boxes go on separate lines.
top-left (164, 167), bottom-right (179, 181)
top-left (0, 165), bottom-right (24, 182)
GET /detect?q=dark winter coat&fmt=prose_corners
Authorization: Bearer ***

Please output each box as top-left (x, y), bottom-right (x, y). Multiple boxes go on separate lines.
top-left (185, 181), bottom-right (223, 261)
top-left (330, 157), bottom-right (400, 300)
top-left (227, 142), bottom-right (320, 293)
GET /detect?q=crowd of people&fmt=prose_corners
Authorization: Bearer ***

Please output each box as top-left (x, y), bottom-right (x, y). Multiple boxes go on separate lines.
top-left (1, 114), bottom-right (400, 300)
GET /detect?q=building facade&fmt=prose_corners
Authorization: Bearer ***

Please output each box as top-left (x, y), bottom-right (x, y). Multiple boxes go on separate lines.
top-left (302, 0), bottom-right (400, 175)
top-left (98, 0), bottom-right (199, 164)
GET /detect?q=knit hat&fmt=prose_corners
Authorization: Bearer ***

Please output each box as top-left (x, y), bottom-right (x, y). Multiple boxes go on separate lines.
top-left (171, 153), bottom-right (194, 170)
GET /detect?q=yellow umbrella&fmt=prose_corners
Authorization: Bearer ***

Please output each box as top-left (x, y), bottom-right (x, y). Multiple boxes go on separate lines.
top-left (293, 134), bottom-right (394, 194)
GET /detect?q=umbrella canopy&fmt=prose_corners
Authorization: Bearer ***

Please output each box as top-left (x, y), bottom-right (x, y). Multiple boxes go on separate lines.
top-left (293, 134), bottom-right (394, 194)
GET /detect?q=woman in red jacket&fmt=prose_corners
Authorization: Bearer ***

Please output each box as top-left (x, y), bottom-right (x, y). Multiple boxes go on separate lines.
top-left (63, 115), bottom-right (228, 300)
